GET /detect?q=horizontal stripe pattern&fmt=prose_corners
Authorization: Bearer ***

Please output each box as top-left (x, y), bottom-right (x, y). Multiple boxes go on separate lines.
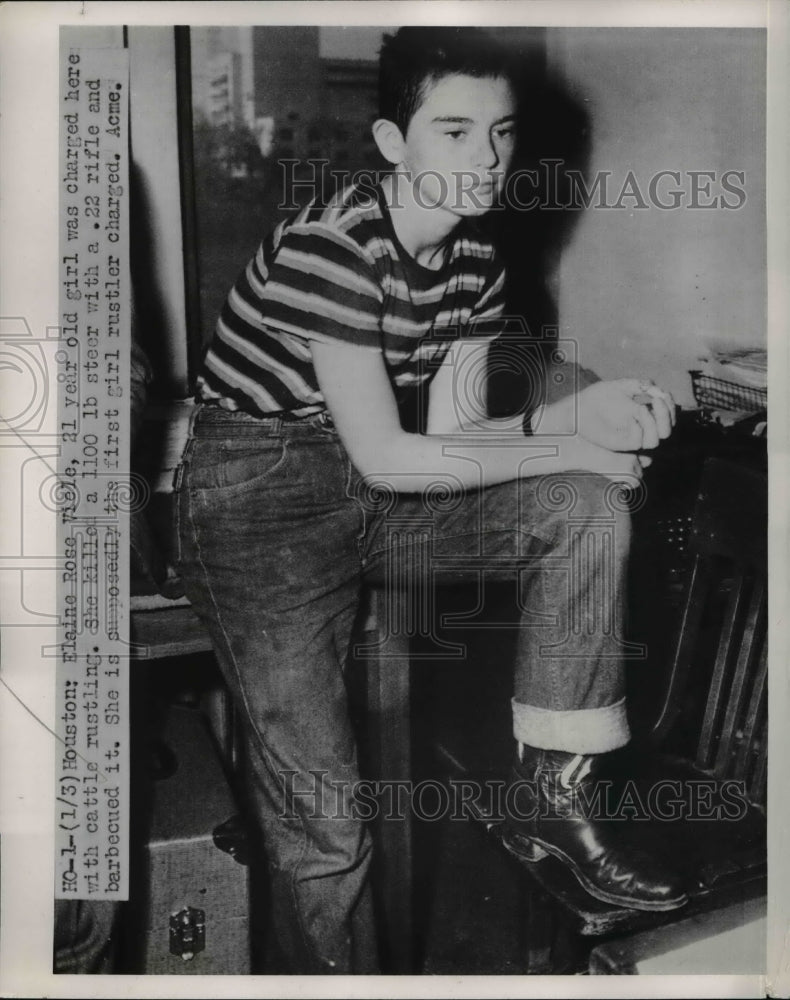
top-left (198, 183), bottom-right (506, 417)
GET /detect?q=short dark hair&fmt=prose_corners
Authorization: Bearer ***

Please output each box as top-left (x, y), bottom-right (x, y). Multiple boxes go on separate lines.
top-left (378, 27), bottom-right (511, 135)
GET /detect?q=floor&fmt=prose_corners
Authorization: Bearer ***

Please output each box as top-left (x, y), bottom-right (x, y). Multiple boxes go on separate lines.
top-left (415, 809), bottom-right (539, 975)
top-left (408, 586), bottom-right (535, 973)
top-left (392, 585), bottom-right (582, 975)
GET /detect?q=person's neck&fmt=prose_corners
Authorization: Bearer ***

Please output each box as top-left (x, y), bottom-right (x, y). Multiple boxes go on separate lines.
top-left (381, 172), bottom-right (460, 270)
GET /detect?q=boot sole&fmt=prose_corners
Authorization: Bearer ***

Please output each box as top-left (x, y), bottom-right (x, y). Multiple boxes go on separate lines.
top-left (501, 830), bottom-right (688, 913)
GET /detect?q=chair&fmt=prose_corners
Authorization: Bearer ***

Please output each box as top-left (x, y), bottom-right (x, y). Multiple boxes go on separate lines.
top-left (447, 456), bottom-right (767, 973)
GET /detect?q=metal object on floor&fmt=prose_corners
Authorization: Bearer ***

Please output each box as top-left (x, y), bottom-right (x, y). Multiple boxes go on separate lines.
top-left (123, 704), bottom-right (252, 974)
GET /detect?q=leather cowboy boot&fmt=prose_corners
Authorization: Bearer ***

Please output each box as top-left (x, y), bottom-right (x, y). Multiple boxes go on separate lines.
top-left (502, 744), bottom-right (688, 912)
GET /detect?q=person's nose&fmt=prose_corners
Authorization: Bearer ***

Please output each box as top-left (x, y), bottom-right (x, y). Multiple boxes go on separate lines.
top-left (474, 133), bottom-right (499, 171)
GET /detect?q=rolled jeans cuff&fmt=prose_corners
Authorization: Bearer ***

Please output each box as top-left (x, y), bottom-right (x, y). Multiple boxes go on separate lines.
top-left (511, 697), bottom-right (630, 755)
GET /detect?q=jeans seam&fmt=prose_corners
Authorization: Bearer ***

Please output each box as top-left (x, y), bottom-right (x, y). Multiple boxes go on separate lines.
top-left (185, 481), bottom-right (315, 957)
top-left (172, 436), bottom-right (198, 570)
top-left (174, 479), bottom-right (182, 572)
top-left (340, 445), bottom-right (366, 564)
top-left (363, 524), bottom-right (556, 568)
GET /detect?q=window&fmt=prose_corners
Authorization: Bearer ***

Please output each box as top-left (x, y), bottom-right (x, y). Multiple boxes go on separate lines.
top-left (189, 27), bottom-right (385, 349)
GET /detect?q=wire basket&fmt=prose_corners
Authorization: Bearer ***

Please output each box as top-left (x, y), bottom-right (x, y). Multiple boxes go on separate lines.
top-left (689, 370), bottom-right (767, 414)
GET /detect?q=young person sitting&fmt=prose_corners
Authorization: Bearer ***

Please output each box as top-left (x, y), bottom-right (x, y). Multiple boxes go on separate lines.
top-left (177, 26), bottom-right (686, 974)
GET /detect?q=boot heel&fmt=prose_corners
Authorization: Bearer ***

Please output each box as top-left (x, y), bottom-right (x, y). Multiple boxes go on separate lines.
top-left (502, 829), bottom-right (549, 863)
top-left (519, 838), bottom-right (549, 862)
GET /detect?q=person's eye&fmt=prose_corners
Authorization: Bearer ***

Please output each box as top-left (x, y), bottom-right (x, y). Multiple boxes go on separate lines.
top-left (495, 127), bottom-right (516, 142)
top-left (445, 130), bottom-right (467, 140)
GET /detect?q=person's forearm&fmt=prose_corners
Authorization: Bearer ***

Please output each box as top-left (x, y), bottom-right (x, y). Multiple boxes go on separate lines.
top-left (430, 410), bottom-right (526, 437)
top-left (356, 426), bottom-right (584, 492)
top-left (427, 356), bottom-right (601, 438)
top-left (310, 337), bottom-right (624, 493)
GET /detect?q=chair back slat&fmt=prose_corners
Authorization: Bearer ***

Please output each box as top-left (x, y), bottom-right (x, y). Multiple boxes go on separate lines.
top-left (649, 554), bottom-right (712, 745)
top-left (695, 574), bottom-right (748, 770)
top-left (711, 579), bottom-right (766, 778)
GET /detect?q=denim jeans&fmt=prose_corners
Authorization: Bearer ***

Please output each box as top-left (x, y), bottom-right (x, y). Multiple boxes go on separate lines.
top-left (176, 405), bottom-right (634, 972)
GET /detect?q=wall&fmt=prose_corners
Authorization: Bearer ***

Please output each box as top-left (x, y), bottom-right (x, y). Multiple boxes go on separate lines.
top-left (546, 28), bottom-right (766, 406)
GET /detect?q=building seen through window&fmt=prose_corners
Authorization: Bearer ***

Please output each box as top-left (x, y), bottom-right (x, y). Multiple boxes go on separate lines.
top-left (190, 26), bottom-right (385, 347)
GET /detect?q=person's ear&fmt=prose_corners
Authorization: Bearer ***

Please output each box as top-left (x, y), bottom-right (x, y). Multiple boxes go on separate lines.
top-left (372, 118), bottom-right (407, 166)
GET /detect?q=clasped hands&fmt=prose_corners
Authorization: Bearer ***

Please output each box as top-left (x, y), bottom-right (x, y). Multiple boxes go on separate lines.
top-left (533, 378), bottom-right (676, 482)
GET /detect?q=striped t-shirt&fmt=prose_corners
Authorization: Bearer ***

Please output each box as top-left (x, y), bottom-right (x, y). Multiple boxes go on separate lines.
top-left (197, 182), bottom-right (506, 418)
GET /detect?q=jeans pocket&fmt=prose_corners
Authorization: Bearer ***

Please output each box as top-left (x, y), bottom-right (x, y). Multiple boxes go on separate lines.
top-left (190, 437), bottom-right (289, 500)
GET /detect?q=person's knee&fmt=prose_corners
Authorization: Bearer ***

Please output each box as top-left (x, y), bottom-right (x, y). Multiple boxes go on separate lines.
top-left (576, 471), bottom-right (632, 527)
top-left (297, 811), bottom-right (373, 877)
top-left (531, 471), bottom-right (632, 549)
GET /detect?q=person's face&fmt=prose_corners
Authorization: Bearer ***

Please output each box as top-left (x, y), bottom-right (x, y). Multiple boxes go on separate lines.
top-left (401, 73), bottom-right (516, 217)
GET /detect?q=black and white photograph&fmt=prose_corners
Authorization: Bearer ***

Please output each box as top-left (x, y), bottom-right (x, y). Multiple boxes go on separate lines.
top-left (0, 2), bottom-right (788, 995)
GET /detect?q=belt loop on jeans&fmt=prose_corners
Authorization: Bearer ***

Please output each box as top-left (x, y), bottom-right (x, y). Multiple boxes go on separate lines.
top-left (172, 400), bottom-right (202, 493)
top-left (318, 409), bottom-right (335, 430)
top-left (186, 399), bottom-right (203, 439)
